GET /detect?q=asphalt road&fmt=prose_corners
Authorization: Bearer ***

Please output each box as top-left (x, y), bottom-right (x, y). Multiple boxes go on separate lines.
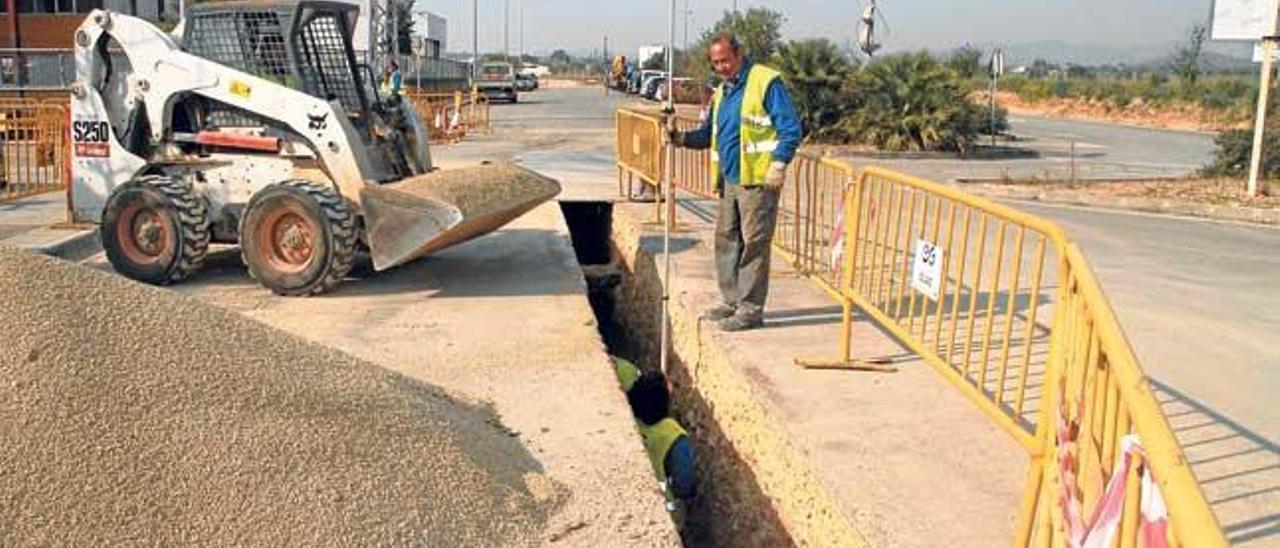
top-left (843, 114), bottom-right (1218, 182)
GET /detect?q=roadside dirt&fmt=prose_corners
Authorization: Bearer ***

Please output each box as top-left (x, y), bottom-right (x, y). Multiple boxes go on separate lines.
top-left (990, 177), bottom-right (1280, 209)
top-left (984, 91), bottom-right (1241, 133)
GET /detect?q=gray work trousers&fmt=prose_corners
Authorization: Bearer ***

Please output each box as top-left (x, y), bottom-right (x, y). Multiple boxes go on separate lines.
top-left (715, 183), bottom-right (781, 318)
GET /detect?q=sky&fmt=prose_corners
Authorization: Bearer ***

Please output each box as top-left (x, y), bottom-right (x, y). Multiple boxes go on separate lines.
top-left (422, 0), bottom-right (1223, 58)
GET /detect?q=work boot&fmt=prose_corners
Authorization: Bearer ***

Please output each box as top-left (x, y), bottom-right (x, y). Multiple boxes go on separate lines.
top-left (718, 311), bottom-right (764, 332)
top-left (701, 303), bottom-right (736, 321)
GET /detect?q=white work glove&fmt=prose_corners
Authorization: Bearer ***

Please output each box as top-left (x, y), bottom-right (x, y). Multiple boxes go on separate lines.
top-left (764, 161), bottom-right (787, 190)
top-left (664, 114), bottom-right (681, 145)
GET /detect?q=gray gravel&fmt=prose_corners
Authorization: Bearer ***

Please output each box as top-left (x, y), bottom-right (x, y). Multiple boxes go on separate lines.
top-left (0, 247), bottom-right (563, 546)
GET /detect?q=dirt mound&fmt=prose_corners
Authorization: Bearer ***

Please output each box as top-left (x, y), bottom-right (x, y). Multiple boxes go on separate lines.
top-left (987, 91), bottom-right (1243, 133)
top-left (0, 248), bottom-right (563, 546)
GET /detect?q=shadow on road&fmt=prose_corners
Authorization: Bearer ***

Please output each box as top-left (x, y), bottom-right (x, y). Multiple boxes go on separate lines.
top-left (1151, 379), bottom-right (1279, 547)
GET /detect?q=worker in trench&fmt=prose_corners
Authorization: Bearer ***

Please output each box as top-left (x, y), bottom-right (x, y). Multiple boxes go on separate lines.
top-left (614, 357), bottom-right (697, 518)
top-left (666, 32), bottom-right (803, 332)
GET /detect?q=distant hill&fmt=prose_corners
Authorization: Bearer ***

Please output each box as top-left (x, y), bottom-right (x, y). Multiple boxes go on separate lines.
top-left (923, 40), bottom-right (1254, 73)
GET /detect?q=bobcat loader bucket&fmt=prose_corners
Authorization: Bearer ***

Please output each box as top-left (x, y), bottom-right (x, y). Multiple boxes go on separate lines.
top-left (360, 163), bottom-right (562, 271)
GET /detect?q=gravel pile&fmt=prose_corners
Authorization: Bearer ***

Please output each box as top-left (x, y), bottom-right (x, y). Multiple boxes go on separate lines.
top-left (0, 248), bottom-right (562, 546)
top-left (363, 162), bottom-right (562, 268)
top-left (390, 162), bottom-right (561, 218)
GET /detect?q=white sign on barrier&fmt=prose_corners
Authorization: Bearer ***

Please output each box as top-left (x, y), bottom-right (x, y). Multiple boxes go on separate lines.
top-left (1253, 41), bottom-right (1280, 61)
top-left (911, 239), bottom-right (943, 301)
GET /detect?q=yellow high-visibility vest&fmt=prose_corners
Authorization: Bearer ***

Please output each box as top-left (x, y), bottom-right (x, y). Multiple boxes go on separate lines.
top-left (639, 417), bottom-right (687, 480)
top-left (710, 63), bottom-right (782, 187)
top-left (614, 357), bottom-right (641, 392)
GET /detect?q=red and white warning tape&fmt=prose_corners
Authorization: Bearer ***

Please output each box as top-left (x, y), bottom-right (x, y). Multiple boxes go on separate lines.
top-left (829, 189), bottom-right (848, 274)
top-left (1056, 431), bottom-right (1170, 548)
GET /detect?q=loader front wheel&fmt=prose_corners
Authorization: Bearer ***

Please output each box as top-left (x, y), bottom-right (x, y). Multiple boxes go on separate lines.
top-left (240, 180), bottom-right (356, 296)
top-left (101, 175), bottom-right (210, 285)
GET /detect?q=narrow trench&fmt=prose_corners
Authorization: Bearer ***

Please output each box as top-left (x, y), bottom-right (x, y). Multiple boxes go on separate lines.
top-left (561, 201), bottom-right (793, 548)
top-left (560, 201), bottom-right (625, 355)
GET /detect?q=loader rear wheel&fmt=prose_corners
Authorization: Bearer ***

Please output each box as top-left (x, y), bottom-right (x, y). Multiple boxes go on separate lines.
top-left (240, 180), bottom-right (356, 296)
top-left (101, 175), bottom-right (209, 285)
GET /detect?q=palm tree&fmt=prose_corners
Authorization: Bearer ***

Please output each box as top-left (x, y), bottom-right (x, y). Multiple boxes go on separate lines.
top-left (772, 39), bottom-right (857, 142)
top-left (843, 51), bottom-right (985, 153)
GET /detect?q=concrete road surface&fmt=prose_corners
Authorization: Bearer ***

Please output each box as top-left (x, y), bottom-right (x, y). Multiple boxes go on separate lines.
top-left (842, 115), bottom-right (1218, 182)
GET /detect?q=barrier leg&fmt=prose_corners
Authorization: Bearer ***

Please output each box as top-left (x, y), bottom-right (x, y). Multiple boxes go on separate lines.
top-left (1013, 457), bottom-right (1046, 548)
top-left (794, 296), bottom-right (897, 372)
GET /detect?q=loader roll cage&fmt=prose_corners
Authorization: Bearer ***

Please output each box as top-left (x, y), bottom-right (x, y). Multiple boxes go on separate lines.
top-left (182, 0), bottom-right (374, 130)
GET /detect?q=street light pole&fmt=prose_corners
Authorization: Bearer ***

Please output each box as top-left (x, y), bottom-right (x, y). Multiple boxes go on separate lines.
top-left (504, 0), bottom-right (510, 62)
top-left (471, 0), bottom-right (478, 78)
top-left (684, 0), bottom-right (690, 53)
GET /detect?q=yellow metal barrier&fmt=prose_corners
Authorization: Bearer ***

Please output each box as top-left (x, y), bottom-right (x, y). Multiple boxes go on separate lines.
top-left (773, 153), bottom-right (857, 298)
top-left (829, 167), bottom-right (1225, 547)
top-left (611, 109), bottom-right (1227, 547)
top-left (670, 115), bottom-right (715, 199)
top-left (1016, 243), bottom-right (1226, 548)
top-left (0, 100), bottom-right (69, 203)
top-left (828, 166), bottom-right (1067, 446)
top-left (615, 108), bottom-right (664, 195)
top-left (404, 89), bottom-right (490, 144)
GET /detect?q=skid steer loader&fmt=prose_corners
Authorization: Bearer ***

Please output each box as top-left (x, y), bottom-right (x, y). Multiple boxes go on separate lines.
top-left (68, 1), bottom-right (559, 295)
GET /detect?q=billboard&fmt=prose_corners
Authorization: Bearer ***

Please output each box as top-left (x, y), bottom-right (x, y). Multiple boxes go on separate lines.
top-left (1211, 0), bottom-right (1280, 41)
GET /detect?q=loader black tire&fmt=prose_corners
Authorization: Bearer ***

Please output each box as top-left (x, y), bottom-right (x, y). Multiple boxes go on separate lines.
top-left (101, 175), bottom-right (210, 285)
top-left (240, 180), bottom-right (356, 296)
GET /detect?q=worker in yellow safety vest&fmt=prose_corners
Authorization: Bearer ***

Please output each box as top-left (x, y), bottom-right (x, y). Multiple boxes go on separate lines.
top-left (380, 60), bottom-right (403, 100)
top-left (613, 357), bottom-right (697, 511)
top-left (666, 32), bottom-right (803, 332)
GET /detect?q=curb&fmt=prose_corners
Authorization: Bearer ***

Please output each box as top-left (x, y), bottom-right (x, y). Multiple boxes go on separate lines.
top-left (961, 184), bottom-right (1280, 226)
top-left (833, 145), bottom-right (1036, 161)
top-left (1, 226), bottom-right (101, 261)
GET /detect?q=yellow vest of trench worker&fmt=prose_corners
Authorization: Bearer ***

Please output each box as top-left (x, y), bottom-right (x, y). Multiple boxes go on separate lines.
top-left (639, 417), bottom-right (686, 480)
top-left (710, 63), bottom-right (782, 187)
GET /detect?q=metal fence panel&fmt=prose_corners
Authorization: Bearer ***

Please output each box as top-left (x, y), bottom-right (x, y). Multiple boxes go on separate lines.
top-left (0, 100), bottom-right (69, 203)
top-left (615, 108), bottom-right (662, 187)
top-left (403, 88), bottom-right (490, 144)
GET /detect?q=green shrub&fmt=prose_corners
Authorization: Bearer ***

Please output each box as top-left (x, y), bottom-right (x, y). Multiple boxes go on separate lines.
top-left (772, 39), bottom-right (857, 142)
top-left (838, 52), bottom-right (987, 152)
top-left (1204, 94), bottom-right (1280, 178)
top-left (1202, 129), bottom-right (1280, 178)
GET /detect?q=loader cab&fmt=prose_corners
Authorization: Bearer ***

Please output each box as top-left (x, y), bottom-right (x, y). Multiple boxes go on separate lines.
top-left (181, 0), bottom-right (374, 131)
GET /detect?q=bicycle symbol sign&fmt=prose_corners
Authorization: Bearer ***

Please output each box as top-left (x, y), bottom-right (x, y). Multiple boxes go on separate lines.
top-left (912, 239), bottom-right (943, 300)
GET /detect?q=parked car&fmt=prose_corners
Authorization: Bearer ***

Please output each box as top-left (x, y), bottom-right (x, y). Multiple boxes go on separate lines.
top-left (477, 62), bottom-right (518, 103)
top-left (632, 69), bottom-right (662, 94)
top-left (515, 73), bottom-right (538, 92)
top-left (640, 74), bottom-right (666, 100)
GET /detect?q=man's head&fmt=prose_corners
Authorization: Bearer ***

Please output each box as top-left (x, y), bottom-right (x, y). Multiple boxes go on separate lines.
top-left (707, 32), bottom-right (745, 81)
top-left (390, 61), bottom-right (399, 71)
top-left (626, 370), bottom-right (671, 426)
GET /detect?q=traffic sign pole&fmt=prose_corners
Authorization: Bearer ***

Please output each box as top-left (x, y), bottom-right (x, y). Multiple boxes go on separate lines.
top-left (1248, 36), bottom-right (1276, 197)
